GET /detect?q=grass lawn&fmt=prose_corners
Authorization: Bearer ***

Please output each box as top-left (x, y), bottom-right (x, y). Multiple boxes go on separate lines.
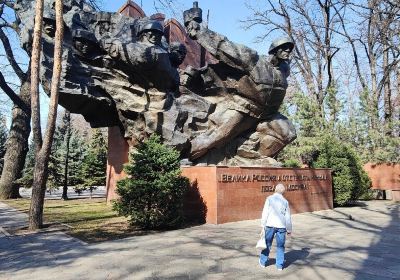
top-left (1, 198), bottom-right (158, 243)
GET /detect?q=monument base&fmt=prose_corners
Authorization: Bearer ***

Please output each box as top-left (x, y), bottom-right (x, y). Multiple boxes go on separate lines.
top-left (105, 127), bottom-right (333, 224)
top-left (182, 166), bottom-right (333, 224)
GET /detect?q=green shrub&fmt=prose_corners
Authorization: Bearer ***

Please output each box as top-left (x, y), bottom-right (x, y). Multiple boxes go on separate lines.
top-left (113, 134), bottom-right (189, 229)
top-left (311, 136), bottom-right (371, 206)
top-left (282, 159), bottom-right (301, 168)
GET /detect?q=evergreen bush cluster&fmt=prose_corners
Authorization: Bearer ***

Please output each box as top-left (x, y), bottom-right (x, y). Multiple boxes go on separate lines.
top-left (310, 137), bottom-right (371, 206)
top-left (16, 115), bottom-right (107, 197)
top-left (282, 158), bottom-right (301, 168)
top-left (113, 134), bottom-right (189, 229)
top-left (74, 128), bottom-right (107, 197)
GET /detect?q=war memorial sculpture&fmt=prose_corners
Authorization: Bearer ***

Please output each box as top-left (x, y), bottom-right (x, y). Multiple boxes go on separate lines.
top-left (15, 0), bottom-right (296, 166)
top-left (14, 0), bottom-right (333, 223)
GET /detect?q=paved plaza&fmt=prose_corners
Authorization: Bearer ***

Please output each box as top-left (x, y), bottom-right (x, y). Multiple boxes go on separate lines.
top-left (0, 200), bottom-right (399, 280)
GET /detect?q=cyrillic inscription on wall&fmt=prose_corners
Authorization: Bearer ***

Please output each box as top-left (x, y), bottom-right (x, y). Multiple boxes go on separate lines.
top-left (218, 172), bottom-right (329, 193)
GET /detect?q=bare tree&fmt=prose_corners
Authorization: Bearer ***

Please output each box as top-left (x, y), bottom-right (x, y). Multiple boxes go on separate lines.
top-left (336, 0), bottom-right (399, 132)
top-left (0, 0), bottom-right (31, 199)
top-left (243, 0), bottom-right (342, 121)
top-left (153, 0), bottom-right (185, 21)
top-left (29, 0), bottom-right (63, 230)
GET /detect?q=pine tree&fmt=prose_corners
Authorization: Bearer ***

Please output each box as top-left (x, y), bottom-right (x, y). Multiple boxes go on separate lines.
top-left (46, 111), bottom-right (89, 197)
top-left (113, 134), bottom-right (190, 229)
top-left (312, 136), bottom-right (372, 206)
top-left (66, 130), bottom-right (86, 187)
top-left (75, 128), bottom-right (107, 198)
top-left (47, 113), bottom-right (67, 194)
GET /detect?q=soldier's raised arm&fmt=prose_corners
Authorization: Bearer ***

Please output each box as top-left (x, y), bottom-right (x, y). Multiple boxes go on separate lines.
top-left (184, 2), bottom-right (259, 73)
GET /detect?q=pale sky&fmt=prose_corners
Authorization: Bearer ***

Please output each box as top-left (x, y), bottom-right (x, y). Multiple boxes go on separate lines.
top-left (102, 0), bottom-right (271, 54)
top-left (1, 0), bottom-right (280, 128)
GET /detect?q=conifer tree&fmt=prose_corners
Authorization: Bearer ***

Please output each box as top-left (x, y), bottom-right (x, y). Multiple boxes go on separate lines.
top-left (312, 136), bottom-right (372, 206)
top-left (66, 130), bottom-right (87, 187)
top-left (47, 113), bottom-right (66, 194)
top-left (75, 128), bottom-right (107, 197)
top-left (114, 134), bottom-right (189, 229)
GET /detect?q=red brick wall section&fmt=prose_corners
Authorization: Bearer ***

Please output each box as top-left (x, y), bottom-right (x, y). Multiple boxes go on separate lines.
top-left (364, 163), bottom-right (400, 190)
top-left (182, 166), bottom-right (333, 224)
top-left (118, 0), bottom-right (146, 18)
top-left (181, 167), bottom-right (218, 224)
top-left (106, 127), bottom-right (129, 203)
top-left (164, 19), bottom-right (202, 69)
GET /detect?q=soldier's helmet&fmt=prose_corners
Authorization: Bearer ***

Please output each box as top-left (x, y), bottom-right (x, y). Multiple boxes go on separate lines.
top-left (138, 20), bottom-right (164, 36)
top-left (43, 9), bottom-right (56, 22)
top-left (72, 29), bottom-right (97, 43)
top-left (268, 37), bottom-right (295, 54)
top-left (96, 12), bottom-right (112, 23)
top-left (169, 42), bottom-right (187, 54)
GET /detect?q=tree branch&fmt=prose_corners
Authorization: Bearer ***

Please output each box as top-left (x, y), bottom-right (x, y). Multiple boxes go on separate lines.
top-left (0, 71), bottom-right (29, 112)
top-left (0, 28), bottom-right (26, 81)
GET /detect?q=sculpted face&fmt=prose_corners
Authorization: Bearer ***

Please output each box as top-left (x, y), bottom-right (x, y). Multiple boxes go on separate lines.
top-left (170, 46), bottom-right (187, 67)
top-left (276, 46), bottom-right (292, 61)
top-left (74, 38), bottom-right (92, 55)
top-left (142, 30), bottom-right (163, 46)
top-left (186, 21), bottom-right (200, 39)
top-left (43, 19), bottom-right (56, 37)
top-left (97, 22), bottom-right (110, 36)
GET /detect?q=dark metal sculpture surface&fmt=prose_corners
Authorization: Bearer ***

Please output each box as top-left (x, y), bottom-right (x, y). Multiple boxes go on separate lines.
top-left (15, 0), bottom-right (296, 166)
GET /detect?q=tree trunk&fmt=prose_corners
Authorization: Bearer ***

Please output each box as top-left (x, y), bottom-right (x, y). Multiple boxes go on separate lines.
top-left (397, 66), bottom-right (400, 137)
top-left (382, 44), bottom-right (392, 135)
top-left (0, 80), bottom-right (31, 199)
top-left (61, 111), bottom-right (71, 200)
top-left (29, 150), bottom-right (48, 229)
top-left (367, 0), bottom-right (379, 130)
top-left (29, 0), bottom-right (63, 230)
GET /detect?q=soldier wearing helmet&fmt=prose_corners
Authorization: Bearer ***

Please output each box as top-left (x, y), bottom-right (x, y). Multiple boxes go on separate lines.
top-left (138, 20), bottom-right (164, 46)
top-left (183, 4), bottom-right (297, 161)
top-left (95, 12), bottom-right (112, 38)
top-left (99, 19), bottom-right (182, 91)
top-left (169, 42), bottom-right (187, 68)
top-left (43, 9), bottom-right (56, 37)
top-left (268, 37), bottom-right (294, 77)
top-left (72, 29), bottom-right (98, 58)
top-left (268, 37), bottom-right (295, 56)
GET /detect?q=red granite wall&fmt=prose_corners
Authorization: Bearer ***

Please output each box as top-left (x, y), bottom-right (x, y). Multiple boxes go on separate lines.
top-left (364, 163), bottom-right (400, 190)
top-left (106, 127), bottom-right (129, 202)
top-left (118, 0), bottom-right (146, 18)
top-left (182, 166), bottom-right (333, 224)
top-left (106, 129), bottom-right (333, 223)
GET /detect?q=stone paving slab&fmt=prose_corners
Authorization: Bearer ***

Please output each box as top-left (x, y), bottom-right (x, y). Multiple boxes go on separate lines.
top-left (0, 202), bottom-right (28, 230)
top-left (0, 201), bottom-right (399, 280)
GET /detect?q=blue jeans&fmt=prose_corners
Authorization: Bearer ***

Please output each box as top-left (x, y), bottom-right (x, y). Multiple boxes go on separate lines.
top-left (259, 227), bottom-right (286, 269)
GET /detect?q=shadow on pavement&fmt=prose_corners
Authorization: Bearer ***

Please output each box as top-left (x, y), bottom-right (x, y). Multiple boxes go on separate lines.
top-left (285, 247), bottom-right (310, 268)
top-left (354, 203), bottom-right (400, 280)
